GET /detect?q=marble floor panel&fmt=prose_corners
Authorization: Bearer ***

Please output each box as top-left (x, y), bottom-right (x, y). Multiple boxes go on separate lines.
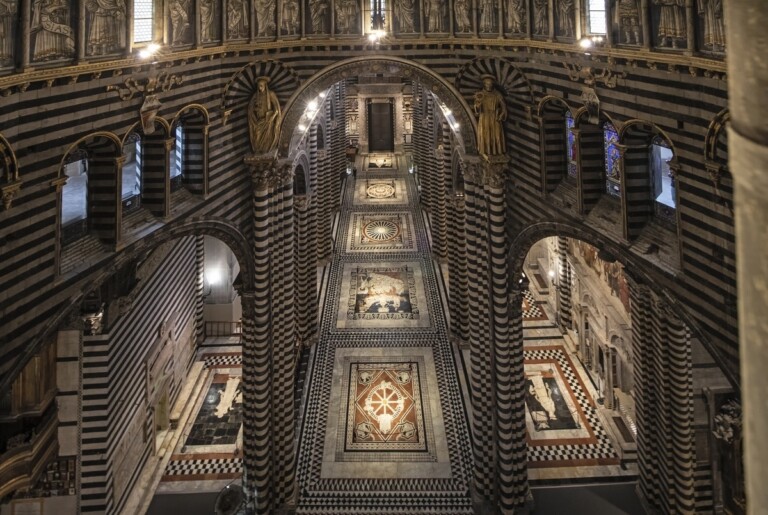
top-left (353, 177), bottom-right (410, 206)
top-left (345, 212), bottom-right (418, 253)
top-left (335, 261), bottom-right (432, 330)
top-left (524, 345), bottom-right (619, 468)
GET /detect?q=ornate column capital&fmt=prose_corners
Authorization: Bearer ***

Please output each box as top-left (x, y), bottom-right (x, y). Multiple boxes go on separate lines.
top-left (245, 153), bottom-right (293, 190)
top-left (463, 154), bottom-right (484, 184)
top-left (447, 192), bottom-right (466, 210)
top-left (294, 194), bottom-right (311, 210)
top-left (481, 154), bottom-right (510, 189)
top-left (2, 180), bottom-right (22, 210)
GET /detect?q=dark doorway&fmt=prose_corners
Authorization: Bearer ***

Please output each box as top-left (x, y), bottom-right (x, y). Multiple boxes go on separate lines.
top-left (368, 101), bottom-right (394, 151)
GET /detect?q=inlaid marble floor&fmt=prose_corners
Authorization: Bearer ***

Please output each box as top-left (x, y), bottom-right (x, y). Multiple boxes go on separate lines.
top-left (297, 158), bottom-right (475, 513)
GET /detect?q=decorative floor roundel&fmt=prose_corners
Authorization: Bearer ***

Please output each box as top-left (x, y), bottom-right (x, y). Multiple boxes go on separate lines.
top-left (362, 220), bottom-right (401, 242)
top-left (366, 183), bottom-right (396, 199)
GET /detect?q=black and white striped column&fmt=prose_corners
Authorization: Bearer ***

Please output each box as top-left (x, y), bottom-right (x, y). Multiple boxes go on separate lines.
top-left (556, 236), bottom-right (572, 331)
top-left (463, 157), bottom-right (496, 502)
top-left (270, 163), bottom-right (297, 507)
top-left (194, 235), bottom-right (205, 344)
top-left (447, 192), bottom-right (469, 347)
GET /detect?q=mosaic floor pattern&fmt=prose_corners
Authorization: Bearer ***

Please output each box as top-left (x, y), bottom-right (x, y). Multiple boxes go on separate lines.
top-left (346, 212), bottom-right (418, 253)
top-left (524, 345), bottom-right (620, 468)
top-left (297, 161), bottom-right (473, 512)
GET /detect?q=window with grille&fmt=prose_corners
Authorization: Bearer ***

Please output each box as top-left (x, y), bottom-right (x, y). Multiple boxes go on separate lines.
top-left (586, 0), bottom-right (606, 35)
top-left (134, 0), bottom-right (154, 43)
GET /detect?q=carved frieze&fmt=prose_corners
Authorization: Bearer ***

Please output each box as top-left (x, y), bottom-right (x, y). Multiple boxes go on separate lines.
top-left (107, 71), bottom-right (183, 134)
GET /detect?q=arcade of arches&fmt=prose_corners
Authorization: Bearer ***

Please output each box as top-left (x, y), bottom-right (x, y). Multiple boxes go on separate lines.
top-left (2, 2), bottom-right (768, 514)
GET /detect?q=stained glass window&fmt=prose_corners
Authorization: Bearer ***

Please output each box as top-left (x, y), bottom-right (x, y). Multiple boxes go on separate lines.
top-left (604, 122), bottom-right (621, 198)
top-left (566, 111), bottom-right (577, 179)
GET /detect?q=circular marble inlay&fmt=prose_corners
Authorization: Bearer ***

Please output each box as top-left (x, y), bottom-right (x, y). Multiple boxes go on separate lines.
top-left (366, 183), bottom-right (396, 199)
top-left (364, 381), bottom-right (404, 433)
top-left (362, 219), bottom-right (401, 242)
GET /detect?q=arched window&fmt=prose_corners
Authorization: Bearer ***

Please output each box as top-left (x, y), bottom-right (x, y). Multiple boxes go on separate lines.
top-left (650, 136), bottom-right (676, 221)
top-left (171, 123), bottom-right (184, 191)
top-left (566, 111), bottom-right (577, 179)
top-left (61, 150), bottom-right (89, 244)
top-left (122, 133), bottom-right (142, 212)
top-left (604, 121), bottom-right (621, 198)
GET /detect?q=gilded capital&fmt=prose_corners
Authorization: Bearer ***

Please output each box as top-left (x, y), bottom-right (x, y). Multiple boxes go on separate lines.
top-left (294, 194), bottom-right (311, 210)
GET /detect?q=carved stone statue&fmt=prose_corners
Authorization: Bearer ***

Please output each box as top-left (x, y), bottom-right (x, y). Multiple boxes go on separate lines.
top-left (282, 0), bottom-right (299, 35)
top-left (474, 75), bottom-right (507, 156)
top-left (698, 0), bottom-right (725, 52)
top-left (454, 0), bottom-right (471, 33)
top-left (248, 77), bottom-right (281, 154)
top-left (394, 0), bottom-right (415, 33)
top-left (557, 0), bottom-right (574, 37)
top-left (227, 0), bottom-right (248, 38)
top-left (310, 0), bottom-right (329, 33)
top-left (653, 0), bottom-right (686, 48)
top-left (506, 0), bottom-right (525, 33)
top-left (255, 0), bottom-right (275, 37)
top-left (533, 0), bottom-right (548, 35)
top-left (200, 0), bottom-right (214, 42)
top-left (31, 0), bottom-right (75, 60)
top-left (0, 0), bottom-right (18, 62)
top-left (479, 0), bottom-right (496, 33)
top-left (168, 0), bottom-right (190, 45)
top-left (85, 0), bottom-right (125, 55)
top-left (424, 0), bottom-right (444, 32)
top-left (616, 0), bottom-right (641, 45)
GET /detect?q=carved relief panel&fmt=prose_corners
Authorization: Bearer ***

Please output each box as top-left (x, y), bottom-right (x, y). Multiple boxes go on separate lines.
top-left (454, 0), bottom-right (471, 33)
top-left (31, 0), bottom-right (76, 62)
top-left (504, 0), bottom-right (526, 34)
top-left (614, 0), bottom-right (642, 45)
top-left (85, 0), bottom-right (127, 56)
top-left (169, 0), bottom-right (194, 45)
top-left (478, 0), bottom-right (498, 33)
top-left (335, 0), bottom-right (360, 35)
top-left (255, 0), bottom-right (276, 37)
top-left (532, 0), bottom-right (548, 36)
top-left (307, 0), bottom-right (330, 34)
top-left (228, 0), bottom-right (250, 38)
top-left (424, 0), bottom-right (447, 33)
top-left (200, 0), bottom-right (221, 43)
top-left (0, 0), bottom-right (17, 67)
top-left (554, 0), bottom-right (575, 38)
top-left (393, 0), bottom-right (418, 35)
top-left (695, 0), bottom-right (725, 53)
top-left (651, 0), bottom-right (687, 49)
top-left (281, 0), bottom-right (300, 36)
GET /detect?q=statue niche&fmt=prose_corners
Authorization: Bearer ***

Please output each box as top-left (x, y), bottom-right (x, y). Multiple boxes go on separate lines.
top-left (247, 77), bottom-right (281, 155)
top-left (474, 75), bottom-right (507, 157)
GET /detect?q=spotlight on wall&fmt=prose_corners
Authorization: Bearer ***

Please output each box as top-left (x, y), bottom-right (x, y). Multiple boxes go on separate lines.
top-left (138, 43), bottom-right (161, 59)
top-left (578, 37), bottom-right (594, 50)
top-left (307, 100), bottom-right (318, 111)
top-left (206, 268), bottom-right (222, 286)
top-left (548, 269), bottom-right (556, 279)
top-left (298, 124), bottom-right (307, 132)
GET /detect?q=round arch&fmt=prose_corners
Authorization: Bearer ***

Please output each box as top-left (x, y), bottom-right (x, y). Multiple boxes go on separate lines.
top-left (508, 220), bottom-right (737, 388)
top-left (122, 117), bottom-right (171, 143)
top-left (172, 104), bottom-right (211, 128)
top-left (57, 131), bottom-right (122, 175)
top-left (536, 95), bottom-right (572, 119)
top-left (1, 217), bottom-right (256, 393)
top-left (278, 56), bottom-right (478, 156)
